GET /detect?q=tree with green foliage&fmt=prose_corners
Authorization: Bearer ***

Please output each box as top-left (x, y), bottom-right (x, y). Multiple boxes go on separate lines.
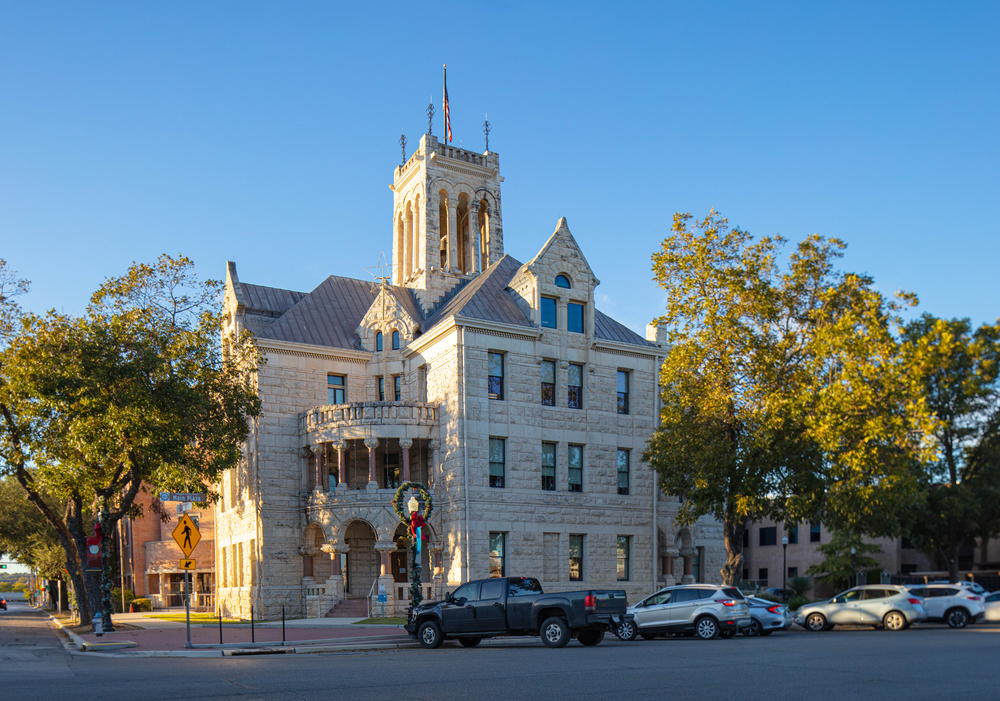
top-left (643, 211), bottom-right (933, 585)
top-left (901, 315), bottom-right (1000, 582)
top-left (0, 256), bottom-right (262, 626)
top-left (806, 531), bottom-right (882, 591)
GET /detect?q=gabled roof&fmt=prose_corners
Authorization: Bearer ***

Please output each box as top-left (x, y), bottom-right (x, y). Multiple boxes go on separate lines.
top-left (239, 282), bottom-right (306, 316)
top-left (594, 309), bottom-right (657, 347)
top-left (422, 255), bottom-right (533, 332)
top-left (258, 275), bottom-right (378, 349)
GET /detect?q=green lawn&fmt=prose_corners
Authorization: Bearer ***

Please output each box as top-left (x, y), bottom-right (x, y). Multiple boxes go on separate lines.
top-left (351, 617), bottom-right (407, 625)
top-left (144, 614), bottom-right (244, 624)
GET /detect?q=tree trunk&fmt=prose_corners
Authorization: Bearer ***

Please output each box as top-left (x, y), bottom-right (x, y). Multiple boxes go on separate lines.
top-left (65, 496), bottom-right (102, 621)
top-left (720, 515), bottom-right (745, 586)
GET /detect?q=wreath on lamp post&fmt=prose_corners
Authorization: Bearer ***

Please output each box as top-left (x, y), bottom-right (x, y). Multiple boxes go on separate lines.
top-left (392, 481), bottom-right (433, 615)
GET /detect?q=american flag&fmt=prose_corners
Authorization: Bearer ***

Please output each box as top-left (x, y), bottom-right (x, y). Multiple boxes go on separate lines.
top-left (443, 65), bottom-right (453, 143)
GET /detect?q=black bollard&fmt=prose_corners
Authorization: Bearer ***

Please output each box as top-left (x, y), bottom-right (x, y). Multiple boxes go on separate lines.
top-left (251, 605), bottom-right (255, 643)
top-left (219, 610), bottom-right (223, 644)
top-left (282, 605), bottom-right (286, 644)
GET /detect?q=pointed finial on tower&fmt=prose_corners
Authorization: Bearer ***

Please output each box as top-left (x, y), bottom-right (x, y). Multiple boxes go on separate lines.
top-left (483, 113), bottom-right (491, 153)
top-left (399, 131), bottom-right (407, 166)
top-left (426, 99), bottom-right (435, 136)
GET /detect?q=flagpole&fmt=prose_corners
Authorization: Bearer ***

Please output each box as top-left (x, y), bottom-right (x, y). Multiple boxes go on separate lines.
top-left (442, 64), bottom-right (447, 143)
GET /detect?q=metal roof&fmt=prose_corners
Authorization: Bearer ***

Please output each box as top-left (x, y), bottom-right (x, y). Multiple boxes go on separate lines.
top-left (422, 256), bottom-right (533, 332)
top-left (594, 309), bottom-right (658, 347)
top-left (258, 275), bottom-right (377, 349)
top-left (239, 282), bottom-right (306, 316)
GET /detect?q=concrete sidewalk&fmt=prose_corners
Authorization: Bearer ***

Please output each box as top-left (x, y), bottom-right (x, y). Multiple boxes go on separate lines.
top-left (113, 610), bottom-right (401, 628)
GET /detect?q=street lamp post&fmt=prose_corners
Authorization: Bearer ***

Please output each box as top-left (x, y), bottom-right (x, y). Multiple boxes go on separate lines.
top-left (782, 536), bottom-right (788, 592)
top-left (393, 481), bottom-right (433, 619)
top-left (850, 547), bottom-right (857, 588)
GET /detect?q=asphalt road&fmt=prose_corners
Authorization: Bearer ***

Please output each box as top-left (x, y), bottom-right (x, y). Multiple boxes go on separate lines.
top-left (4, 600), bottom-right (999, 701)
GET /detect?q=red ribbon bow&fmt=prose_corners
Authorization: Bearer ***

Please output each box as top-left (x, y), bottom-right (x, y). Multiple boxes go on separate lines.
top-left (409, 512), bottom-right (428, 540)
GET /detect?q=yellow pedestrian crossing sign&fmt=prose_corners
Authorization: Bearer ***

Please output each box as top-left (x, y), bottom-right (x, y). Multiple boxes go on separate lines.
top-left (179, 558), bottom-right (196, 570)
top-left (171, 513), bottom-right (201, 557)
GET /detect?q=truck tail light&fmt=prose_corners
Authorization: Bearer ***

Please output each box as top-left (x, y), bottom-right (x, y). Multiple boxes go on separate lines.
top-left (585, 593), bottom-right (596, 611)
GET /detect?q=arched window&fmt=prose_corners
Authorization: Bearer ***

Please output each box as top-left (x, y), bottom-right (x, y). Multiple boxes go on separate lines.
top-left (555, 274), bottom-right (571, 289)
top-left (391, 330), bottom-right (400, 350)
top-left (375, 332), bottom-right (383, 352)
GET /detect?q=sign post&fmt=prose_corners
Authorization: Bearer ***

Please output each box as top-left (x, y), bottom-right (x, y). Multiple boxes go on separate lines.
top-left (171, 513), bottom-right (201, 648)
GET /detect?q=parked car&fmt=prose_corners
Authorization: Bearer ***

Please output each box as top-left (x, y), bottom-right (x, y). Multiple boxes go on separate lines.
top-left (405, 576), bottom-right (631, 649)
top-left (795, 585), bottom-right (927, 632)
top-left (0, 597), bottom-right (6, 611)
top-left (983, 592), bottom-right (1000, 622)
top-left (906, 584), bottom-right (985, 628)
top-left (616, 585), bottom-right (751, 641)
top-left (927, 580), bottom-right (987, 596)
top-left (741, 596), bottom-right (793, 636)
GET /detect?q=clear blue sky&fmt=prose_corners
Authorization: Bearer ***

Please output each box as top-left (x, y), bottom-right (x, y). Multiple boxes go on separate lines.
top-left (2, 1), bottom-right (998, 335)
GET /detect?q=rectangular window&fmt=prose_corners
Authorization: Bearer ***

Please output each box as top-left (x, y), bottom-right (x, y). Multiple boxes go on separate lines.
top-left (541, 296), bottom-right (557, 329)
top-left (489, 438), bottom-right (505, 488)
top-left (759, 527), bottom-right (777, 546)
top-left (489, 532), bottom-right (505, 578)
top-left (540, 360), bottom-right (555, 406)
top-left (568, 444), bottom-right (583, 492)
top-left (787, 524), bottom-right (798, 544)
top-left (743, 529), bottom-right (750, 548)
top-left (568, 363), bottom-right (583, 409)
top-left (567, 302), bottom-right (584, 333)
top-left (693, 547), bottom-right (702, 583)
top-left (237, 542), bottom-right (244, 587)
top-left (617, 370), bottom-right (630, 414)
top-left (617, 448), bottom-right (630, 495)
top-left (788, 566), bottom-right (798, 579)
top-left (742, 568), bottom-right (749, 581)
top-left (327, 374), bottom-right (346, 405)
top-left (383, 453), bottom-right (400, 489)
top-left (377, 376), bottom-right (385, 402)
top-left (810, 523), bottom-right (821, 543)
top-left (616, 536), bottom-right (630, 581)
top-left (541, 442), bottom-right (556, 491)
top-left (569, 534), bottom-right (584, 581)
top-left (488, 352), bottom-right (504, 400)
top-left (758, 568), bottom-right (769, 587)
top-left (393, 375), bottom-right (401, 401)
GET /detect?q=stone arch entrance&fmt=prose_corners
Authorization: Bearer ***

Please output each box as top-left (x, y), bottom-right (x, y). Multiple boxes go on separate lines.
top-left (344, 520), bottom-right (379, 599)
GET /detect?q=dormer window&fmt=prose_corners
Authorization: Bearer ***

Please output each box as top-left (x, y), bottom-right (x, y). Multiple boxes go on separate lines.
top-left (375, 332), bottom-right (383, 352)
top-left (555, 274), bottom-right (571, 289)
top-left (392, 330), bottom-right (400, 350)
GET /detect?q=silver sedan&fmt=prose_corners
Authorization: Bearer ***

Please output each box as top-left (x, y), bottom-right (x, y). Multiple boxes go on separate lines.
top-left (794, 585), bottom-right (927, 632)
top-left (741, 596), bottom-right (793, 636)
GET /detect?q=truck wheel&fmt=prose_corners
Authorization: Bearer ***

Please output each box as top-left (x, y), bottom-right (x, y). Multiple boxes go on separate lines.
top-left (417, 620), bottom-right (443, 649)
top-left (577, 630), bottom-right (604, 646)
top-left (458, 637), bottom-right (481, 648)
top-left (540, 616), bottom-right (570, 648)
top-left (616, 620), bottom-right (637, 641)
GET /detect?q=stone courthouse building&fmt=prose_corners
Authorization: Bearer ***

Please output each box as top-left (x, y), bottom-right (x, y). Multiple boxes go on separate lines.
top-left (215, 133), bottom-right (723, 619)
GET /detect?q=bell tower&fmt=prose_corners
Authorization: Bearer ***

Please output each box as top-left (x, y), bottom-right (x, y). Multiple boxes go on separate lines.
top-left (390, 133), bottom-right (504, 313)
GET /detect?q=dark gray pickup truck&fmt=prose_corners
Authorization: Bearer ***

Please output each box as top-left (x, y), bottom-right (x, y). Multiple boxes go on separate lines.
top-left (404, 576), bottom-right (632, 649)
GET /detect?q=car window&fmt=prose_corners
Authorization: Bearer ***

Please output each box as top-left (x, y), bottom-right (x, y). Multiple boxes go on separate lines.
top-left (862, 589), bottom-right (889, 600)
top-left (909, 588), bottom-right (926, 597)
top-left (507, 578), bottom-right (543, 597)
top-left (928, 587), bottom-right (959, 597)
top-left (451, 583), bottom-right (479, 602)
top-left (645, 591), bottom-right (671, 606)
top-left (697, 589), bottom-right (717, 599)
top-left (722, 588), bottom-right (745, 599)
top-left (671, 589), bottom-right (700, 603)
top-left (833, 590), bottom-right (862, 603)
top-left (480, 579), bottom-right (503, 601)
top-left (986, 593), bottom-right (1000, 602)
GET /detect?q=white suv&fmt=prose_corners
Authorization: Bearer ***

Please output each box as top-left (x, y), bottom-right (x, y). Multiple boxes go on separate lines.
top-left (907, 584), bottom-right (985, 628)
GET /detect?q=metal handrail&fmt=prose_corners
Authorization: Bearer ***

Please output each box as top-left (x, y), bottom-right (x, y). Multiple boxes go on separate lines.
top-left (367, 578), bottom-right (377, 618)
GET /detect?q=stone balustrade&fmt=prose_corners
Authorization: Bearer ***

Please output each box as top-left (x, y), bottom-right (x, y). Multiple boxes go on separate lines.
top-left (301, 401), bottom-right (439, 441)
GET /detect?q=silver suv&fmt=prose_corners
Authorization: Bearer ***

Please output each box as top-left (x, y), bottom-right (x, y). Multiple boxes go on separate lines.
top-left (795, 585), bottom-right (927, 632)
top-left (617, 585), bottom-right (751, 640)
top-left (906, 584), bottom-right (985, 628)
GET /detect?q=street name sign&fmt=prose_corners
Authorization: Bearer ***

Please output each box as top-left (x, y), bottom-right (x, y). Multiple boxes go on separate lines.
top-left (171, 513), bottom-right (201, 557)
top-left (159, 492), bottom-right (207, 503)
top-left (179, 559), bottom-right (196, 570)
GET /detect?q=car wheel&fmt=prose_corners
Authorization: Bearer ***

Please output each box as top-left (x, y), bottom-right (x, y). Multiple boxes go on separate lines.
top-left (719, 628), bottom-right (736, 639)
top-left (946, 608), bottom-right (969, 629)
top-left (417, 620), bottom-right (443, 649)
top-left (882, 611), bottom-right (907, 632)
top-left (458, 637), bottom-right (481, 648)
top-left (615, 620), bottom-right (637, 641)
top-left (577, 630), bottom-right (605, 646)
top-left (639, 632), bottom-right (658, 641)
top-left (741, 619), bottom-right (762, 637)
top-left (694, 616), bottom-right (719, 640)
top-left (805, 613), bottom-right (828, 632)
top-left (540, 616), bottom-right (570, 648)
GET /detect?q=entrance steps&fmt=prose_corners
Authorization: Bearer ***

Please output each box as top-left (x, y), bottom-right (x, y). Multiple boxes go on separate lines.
top-left (326, 598), bottom-right (369, 617)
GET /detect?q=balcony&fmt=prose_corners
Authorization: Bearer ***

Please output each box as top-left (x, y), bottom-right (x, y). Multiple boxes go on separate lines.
top-left (301, 401), bottom-right (439, 443)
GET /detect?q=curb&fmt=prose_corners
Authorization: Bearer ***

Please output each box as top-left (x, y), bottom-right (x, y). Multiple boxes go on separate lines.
top-left (43, 610), bottom-right (138, 652)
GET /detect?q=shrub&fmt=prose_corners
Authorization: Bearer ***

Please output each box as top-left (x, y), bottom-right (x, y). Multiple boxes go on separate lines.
top-left (790, 576), bottom-right (811, 596)
top-left (787, 595), bottom-right (811, 611)
top-left (112, 588), bottom-right (135, 613)
top-left (130, 598), bottom-right (152, 612)
top-left (756, 592), bottom-right (781, 603)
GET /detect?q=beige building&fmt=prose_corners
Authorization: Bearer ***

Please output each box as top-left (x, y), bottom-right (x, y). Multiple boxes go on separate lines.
top-left (214, 133), bottom-right (724, 619)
